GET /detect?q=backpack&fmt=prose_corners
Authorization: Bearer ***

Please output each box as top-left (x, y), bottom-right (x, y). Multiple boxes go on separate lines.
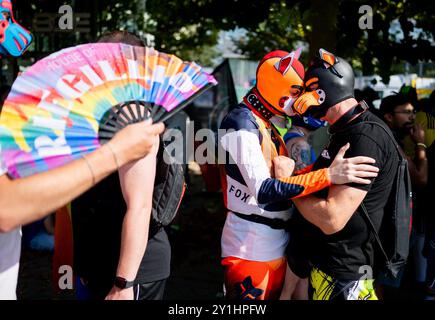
top-left (357, 121), bottom-right (413, 280)
top-left (151, 140), bottom-right (186, 229)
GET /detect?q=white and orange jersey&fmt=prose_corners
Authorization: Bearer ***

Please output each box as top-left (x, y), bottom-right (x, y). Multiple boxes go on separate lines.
top-left (219, 103), bottom-right (331, 261)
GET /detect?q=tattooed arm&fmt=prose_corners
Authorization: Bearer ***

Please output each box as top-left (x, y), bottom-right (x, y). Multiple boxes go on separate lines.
top-left (286, 136), bottom-right (314, 171)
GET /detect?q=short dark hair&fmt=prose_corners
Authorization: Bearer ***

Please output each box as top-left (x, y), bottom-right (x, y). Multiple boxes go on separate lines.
top-left (97, 30), bottom-right (145, 47)
top-left (379, 93), bottom-right (411, 117)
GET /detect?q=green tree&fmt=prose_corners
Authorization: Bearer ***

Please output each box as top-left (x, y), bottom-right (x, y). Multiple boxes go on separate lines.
top-left (234, 1), bottom-right (308, 61)
top-left (13, 0), bottom-right (435, 79)
top-left (231, 0), bottom-right (434, 82)
top-left (336, 0), bottom-right (435, 82)
top-left (145, 0), bottom-right (278, 65)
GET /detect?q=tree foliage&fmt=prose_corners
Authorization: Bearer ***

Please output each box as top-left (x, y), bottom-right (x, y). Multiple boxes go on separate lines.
top-left (145, 0), bottom-right (275, 65)
top-left (336, 0), bottom-right (435, 82)
top-left (13, 0), bottom-right (435, 79)
top-left (233, 1), bottom-right (308, 61)
top-left (232, 0), bottom-right (434, 82)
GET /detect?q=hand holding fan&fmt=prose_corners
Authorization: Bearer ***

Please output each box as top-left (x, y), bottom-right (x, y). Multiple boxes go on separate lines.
top-left (0, 43), bottom-right (217, 178)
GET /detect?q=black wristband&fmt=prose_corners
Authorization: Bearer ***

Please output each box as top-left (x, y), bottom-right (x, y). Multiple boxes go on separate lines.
top-left (114, 276), bottom-right (135, 289)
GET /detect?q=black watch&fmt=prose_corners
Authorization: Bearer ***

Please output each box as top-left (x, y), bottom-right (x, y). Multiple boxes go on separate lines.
top-left (114, 276), bottom-right (135, 289)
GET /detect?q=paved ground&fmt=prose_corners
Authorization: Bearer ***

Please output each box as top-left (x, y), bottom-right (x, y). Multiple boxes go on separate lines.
top-left (17, 164), bottom-right (227, 300)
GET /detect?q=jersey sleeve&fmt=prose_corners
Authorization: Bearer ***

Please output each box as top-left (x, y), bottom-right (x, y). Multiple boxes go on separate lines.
top-left (258, 168), bottom-right (331, 203)
top-left (294, 164), bottom-right (314, 175)
top-left (220, 128), bottom-right (332, 205)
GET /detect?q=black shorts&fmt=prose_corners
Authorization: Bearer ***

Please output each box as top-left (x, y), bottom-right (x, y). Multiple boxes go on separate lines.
top-left (133, 279), bottom-right (167, 300)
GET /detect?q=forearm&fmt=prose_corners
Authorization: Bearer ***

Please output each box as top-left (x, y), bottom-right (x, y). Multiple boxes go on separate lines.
top-left (116, 207), bottom-right (151, 280)
top-left (293, 185), bottom-right (366, 235)
top-left (413, 147), bottom-right (428, 187)
top-left (257, 168), bottom-right (331, 204)
top-left (0, 144), bottom-right (117, 232)
top-left (279, 264), bottom-right (300, 300)
top-left (292, 195), bottom-right (337, 234)
top-left (115, 140), bottom-right (158, 282)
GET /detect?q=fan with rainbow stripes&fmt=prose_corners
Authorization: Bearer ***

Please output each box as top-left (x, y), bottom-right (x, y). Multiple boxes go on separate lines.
top-left (0, 43), bottom-right (217, 178)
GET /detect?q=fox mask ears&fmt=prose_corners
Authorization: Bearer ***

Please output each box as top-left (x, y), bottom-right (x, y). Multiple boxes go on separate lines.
top-left (274, 47), bottom-right (302, 75)
top-left (319, 48), bottom-right (338, 69)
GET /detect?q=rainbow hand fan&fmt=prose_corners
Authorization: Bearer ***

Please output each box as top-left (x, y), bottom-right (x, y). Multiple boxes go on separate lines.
top-left (0, 43), bottom-right (217, 178)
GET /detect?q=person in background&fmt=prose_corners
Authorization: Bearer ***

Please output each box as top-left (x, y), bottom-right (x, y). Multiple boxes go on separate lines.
top-left (0, 119), bottom-right (165, 300)
top-left (400, 85), bottom-right (419, 112)
top-left (379, 93), bottom-right (428, 298)
top-left (0, 2), bottom-right (166, 301)
top-left (423, 141), bottom-right (435, 298)
top-left (415, 90), bottom-right (435, 298)
top-left (72, 30), bottom-right (172, 301)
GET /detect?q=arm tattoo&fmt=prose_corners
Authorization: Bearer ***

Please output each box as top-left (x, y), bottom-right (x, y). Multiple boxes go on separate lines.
top-left (290, 141), bottom-right (312, 172)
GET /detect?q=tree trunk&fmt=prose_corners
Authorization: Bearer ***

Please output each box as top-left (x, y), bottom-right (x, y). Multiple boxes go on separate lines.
top-left (305, 0), bottom-right (340, 58)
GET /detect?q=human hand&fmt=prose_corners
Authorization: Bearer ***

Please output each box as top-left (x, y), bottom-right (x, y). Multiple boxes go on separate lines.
top-left (105, 286), bottom-right (134, 300)
top-left (409, 123), bottom-right (425, 144)
top-left (273, 156), bottom-right (295, 178)
top-left (109, 119), bottom-right (165, 167)
top-left (328, 143), bottom-right (379, 185)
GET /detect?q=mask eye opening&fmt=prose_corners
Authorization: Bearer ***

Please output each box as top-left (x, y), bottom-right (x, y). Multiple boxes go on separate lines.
top-left (290, 85), bottom-right (303, 98)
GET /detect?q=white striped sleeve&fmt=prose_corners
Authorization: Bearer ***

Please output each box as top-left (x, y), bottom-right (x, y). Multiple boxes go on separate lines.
top-left (220, 129), bottom-right (271, 199)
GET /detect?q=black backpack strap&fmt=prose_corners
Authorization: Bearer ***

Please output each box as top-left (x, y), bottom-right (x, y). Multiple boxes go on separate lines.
top-left (363, 121), bottom-right (404, 159)
top-left (357, 120), bottom-right (403, 269)
top-left (360, 202), bottom-right (390, 267)
top-left (151, 138), bottom-right (185, 229)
